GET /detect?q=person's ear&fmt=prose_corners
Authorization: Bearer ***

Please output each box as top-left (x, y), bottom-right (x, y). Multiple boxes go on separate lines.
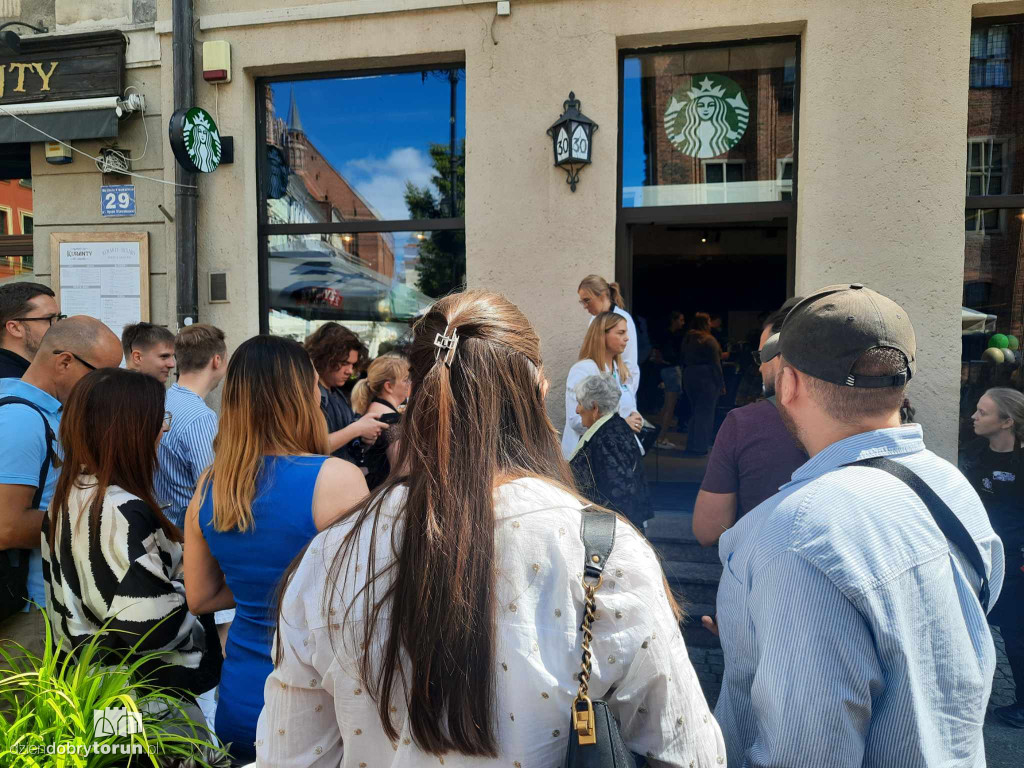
top-left (212, 354), bottom-right (223, 371)
top-left (131, 348), bottom-right (143, 365)
top-left (776, 366), bottom-right (798, 406)
top-left (4, 319), bottom-right (25, 340)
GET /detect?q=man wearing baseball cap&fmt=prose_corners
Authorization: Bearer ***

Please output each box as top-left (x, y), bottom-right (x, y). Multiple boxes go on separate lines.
top-left (714, 284), bottom-right (1005, 767)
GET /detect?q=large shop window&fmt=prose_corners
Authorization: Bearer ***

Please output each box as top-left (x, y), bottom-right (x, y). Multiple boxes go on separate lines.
top-left (961, 19), bottom-right (1024, 454)
top-left (257, 67), bottom-right (465, 351)
top-left (621, 41), bottom-right (797, 207)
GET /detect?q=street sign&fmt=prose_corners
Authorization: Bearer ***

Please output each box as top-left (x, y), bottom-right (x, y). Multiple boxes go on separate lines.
top-left (101, 184), bottom-right (135, 217)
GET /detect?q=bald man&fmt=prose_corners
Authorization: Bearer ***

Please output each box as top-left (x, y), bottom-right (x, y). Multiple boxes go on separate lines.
top-left (0, 316), bottom-right (122, 655)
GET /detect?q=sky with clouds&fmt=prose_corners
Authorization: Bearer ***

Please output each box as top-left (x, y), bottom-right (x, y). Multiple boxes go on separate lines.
top-left (270, 71), bottom-right (466, 225)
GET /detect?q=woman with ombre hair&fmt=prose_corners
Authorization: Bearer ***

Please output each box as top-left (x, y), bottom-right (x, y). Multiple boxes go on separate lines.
top-left (183, 335), bottom-right (368, 764)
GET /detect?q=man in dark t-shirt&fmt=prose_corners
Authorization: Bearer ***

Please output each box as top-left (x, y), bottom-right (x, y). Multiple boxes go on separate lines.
top-left (0, 283), bottom-right (60, 379)
top-left (692, 305), bottom-right (806, 547)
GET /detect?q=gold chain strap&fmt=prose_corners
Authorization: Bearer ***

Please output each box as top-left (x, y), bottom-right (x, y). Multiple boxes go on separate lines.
top-left (572, 573), bottom-right (602, 745)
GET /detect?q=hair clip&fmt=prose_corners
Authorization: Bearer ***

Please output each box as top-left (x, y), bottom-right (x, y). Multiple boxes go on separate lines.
top-left (433, 326), bottom-right (459, 367)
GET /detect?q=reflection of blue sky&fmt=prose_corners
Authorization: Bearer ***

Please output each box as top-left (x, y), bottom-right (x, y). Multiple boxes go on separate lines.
top-left (270, 71), bottom-right (466, 235)
top-left (622, 57), bottom-right (645, 191)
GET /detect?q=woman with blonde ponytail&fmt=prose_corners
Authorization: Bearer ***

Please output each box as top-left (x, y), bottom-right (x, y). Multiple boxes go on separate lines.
top-left (960, 386), bottom-right (1024, 727)
top-left (577, 274), bottom-right (641, 395)
top-left (259, 292), bottom-right (725, 767)
top-left (183, 335), bottom-right (369, 764)
top-left (352, 354), bottom-right (412, 489)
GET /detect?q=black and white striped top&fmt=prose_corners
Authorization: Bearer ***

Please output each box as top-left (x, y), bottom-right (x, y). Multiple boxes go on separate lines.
top-left (41, 478), bottom-right (221, 696)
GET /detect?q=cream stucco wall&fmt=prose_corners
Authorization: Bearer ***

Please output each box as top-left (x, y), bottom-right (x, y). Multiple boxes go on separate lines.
top-left (148, 0), bottom-right (1008, 459)
top-left (25, 0), bottom-right (1012, 458)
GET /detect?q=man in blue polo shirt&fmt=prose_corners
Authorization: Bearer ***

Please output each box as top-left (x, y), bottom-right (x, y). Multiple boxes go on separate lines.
top-left (0, 316), bottom-right (122, 656)
top-left (715, 285), bottom-right (1005, 767)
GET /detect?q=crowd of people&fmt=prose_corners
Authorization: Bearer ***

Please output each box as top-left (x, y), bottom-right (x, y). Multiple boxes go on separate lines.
top-left (0, 275), bottom-right (1019, 767)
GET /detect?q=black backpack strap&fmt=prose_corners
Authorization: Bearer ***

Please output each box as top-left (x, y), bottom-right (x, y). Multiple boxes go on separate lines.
top-left (848, 456), bottom-right (991, 612)
top-left (580, 505), bottom-right (616, 581)
top-left (0, 396), bottom-right (56, 511)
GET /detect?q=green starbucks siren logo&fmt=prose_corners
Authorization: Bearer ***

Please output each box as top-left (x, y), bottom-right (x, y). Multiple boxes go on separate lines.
top-left (664, 74), bottom-right (749, 159)
top-left (169, 107), bottom-right (222, 174)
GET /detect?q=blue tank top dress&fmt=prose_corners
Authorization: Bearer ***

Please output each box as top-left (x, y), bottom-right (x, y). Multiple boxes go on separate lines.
top-left (198, 455), bottom-right (326, 763)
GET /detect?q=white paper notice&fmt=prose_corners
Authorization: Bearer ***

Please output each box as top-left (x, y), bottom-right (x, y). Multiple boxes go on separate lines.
top-left (59, 241), bottom-right (143, 334)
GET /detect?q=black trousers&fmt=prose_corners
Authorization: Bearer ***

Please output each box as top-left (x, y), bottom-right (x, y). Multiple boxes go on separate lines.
top-left (683, 365), bottom-right (719, 453)
top-left (990, 571), bottom-right (1024, 702)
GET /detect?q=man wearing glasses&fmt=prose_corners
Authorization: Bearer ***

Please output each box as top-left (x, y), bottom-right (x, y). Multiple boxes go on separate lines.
top-left (0, 283), bottom-right (64, 380)
top-left (0, 316), bottom-right (122, 656)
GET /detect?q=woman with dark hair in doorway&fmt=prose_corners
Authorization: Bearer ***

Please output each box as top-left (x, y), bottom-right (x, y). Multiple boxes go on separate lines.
top-left (682, 312), bottom-right (724, 455)
top-left (258, 291), bottom-right (725, 766)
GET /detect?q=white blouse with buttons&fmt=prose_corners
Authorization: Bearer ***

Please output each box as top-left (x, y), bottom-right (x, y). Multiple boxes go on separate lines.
top-left (256, 477), bottom-right (726, 767)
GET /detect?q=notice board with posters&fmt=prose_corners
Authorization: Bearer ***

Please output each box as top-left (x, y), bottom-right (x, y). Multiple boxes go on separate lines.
top-left (50, 232), bottom-right (150, 335)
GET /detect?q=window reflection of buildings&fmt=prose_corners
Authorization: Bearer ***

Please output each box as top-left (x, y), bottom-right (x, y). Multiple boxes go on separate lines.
top-left (965, 23), bottom-right (1024, 340)
top-left (264, 88), bottom-right (396, 280)
top-left (645, 43), bottom-right (795, 198)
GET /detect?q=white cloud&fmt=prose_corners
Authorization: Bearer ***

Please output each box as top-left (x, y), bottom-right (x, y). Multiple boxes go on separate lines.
top-left (343, 148), bottom-right (437, 220)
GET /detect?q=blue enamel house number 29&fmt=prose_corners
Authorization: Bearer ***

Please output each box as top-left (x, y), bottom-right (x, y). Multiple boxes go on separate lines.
top-left (101, 185), bottom-right (136, 217)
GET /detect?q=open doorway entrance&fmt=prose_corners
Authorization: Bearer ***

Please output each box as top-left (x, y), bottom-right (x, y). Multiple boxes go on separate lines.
top-left (628, 218), bottom-right (789, 512)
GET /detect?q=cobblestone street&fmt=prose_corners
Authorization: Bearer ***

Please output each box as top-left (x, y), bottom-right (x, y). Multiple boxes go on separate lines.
top-left (985, 629), bottom-right (1023, 767)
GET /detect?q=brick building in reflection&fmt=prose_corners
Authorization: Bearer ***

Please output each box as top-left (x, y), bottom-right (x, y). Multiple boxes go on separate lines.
top-left (265, 89), bottom-right (395, 280)
top-left (642, 42), bottom-right (795, 201)
top-left (965, 22), bottom-right (1024, 340)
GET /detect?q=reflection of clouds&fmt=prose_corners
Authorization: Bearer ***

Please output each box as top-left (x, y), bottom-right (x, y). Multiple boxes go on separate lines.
top-left (344, 148), bottom-right (437, 221)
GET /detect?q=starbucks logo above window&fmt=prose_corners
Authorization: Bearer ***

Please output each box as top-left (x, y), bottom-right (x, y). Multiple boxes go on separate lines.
top-left (664, 74), bottom-right (749, 159)
top-left (169, 107), bottom-right (223, 174)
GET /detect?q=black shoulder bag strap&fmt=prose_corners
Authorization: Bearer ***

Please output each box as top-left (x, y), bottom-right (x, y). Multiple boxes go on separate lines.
top-left (0, 396), bottom-right (57, 510)
top-left (848, 456), bottom-right (990, 612)
top-left (0, 396), bottom-right (57, 618)
top-left (566, 506), bottom-right (636, 768)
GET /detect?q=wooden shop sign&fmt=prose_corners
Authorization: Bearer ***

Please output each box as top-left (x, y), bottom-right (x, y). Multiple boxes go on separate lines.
top-left (0, 30), bottom-right (125, 105)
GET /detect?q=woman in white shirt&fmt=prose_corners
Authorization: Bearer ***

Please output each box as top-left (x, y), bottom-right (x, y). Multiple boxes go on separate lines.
top-left (563, 311), bottom-right (643, 459)
top-left (256, 291), bottom-right (725, 768)
top-left (578, 274), bottom-right (640, 396)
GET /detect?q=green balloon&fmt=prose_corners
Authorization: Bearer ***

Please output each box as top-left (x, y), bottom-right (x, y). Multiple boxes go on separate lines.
top-left (989, 333), bottom-right (1009, 349)
top-left (1008, 335), bottom-right (1020, 351)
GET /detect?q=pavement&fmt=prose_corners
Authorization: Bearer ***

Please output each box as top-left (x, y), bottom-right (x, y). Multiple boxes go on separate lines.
top-left (984, 629), bottom-right (1024, 766)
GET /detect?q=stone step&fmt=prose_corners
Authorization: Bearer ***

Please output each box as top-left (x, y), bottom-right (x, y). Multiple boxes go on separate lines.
top-left (650, 538), bottom-right (721, 565)
top-left (662, 560), bottom-right (722, 607)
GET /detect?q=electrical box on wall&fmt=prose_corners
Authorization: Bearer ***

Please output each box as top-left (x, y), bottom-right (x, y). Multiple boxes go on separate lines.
top-left (45, 142), bottom-right (72, 165)
top-left (203, 41), bottom-right (231, 83)
top-left (209, 271), bottom-right (229, 303)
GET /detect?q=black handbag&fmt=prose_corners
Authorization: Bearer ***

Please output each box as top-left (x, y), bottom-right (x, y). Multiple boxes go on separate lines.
top-left (564, 507), bottom-right (637, 768)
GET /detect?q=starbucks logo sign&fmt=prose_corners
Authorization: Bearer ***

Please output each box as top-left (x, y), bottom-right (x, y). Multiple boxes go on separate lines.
top-left (168, 107), bottom-right (222, 174)
top-left (664, 74), bottom-right (749, 159)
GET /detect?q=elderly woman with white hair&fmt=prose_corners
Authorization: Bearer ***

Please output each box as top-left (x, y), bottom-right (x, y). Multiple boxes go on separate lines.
top-left (568, 373), bottom-right (652, 528)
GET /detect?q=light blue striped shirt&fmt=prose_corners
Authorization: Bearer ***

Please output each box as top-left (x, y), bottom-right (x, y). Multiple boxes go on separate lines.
top-left (154, 383), bottom-right (217, 529)
top-left (715, 425), bottom-right (1005, 768)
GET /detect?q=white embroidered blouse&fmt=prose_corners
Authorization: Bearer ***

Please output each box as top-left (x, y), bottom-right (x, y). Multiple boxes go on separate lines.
top-left (256, 477), bottom-right (726, 768)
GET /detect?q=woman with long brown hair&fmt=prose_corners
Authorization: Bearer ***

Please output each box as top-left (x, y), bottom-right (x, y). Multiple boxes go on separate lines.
top-left (43, 368), bottom-right (221, 710)
top-left (257, 292), bottom-right (725, 767)
top-left (183, 335), bottom-right (368, 765)
top-left (577, 274), bottom-right (641, 395)
top-left (562, 311), bottom-right (643, 459)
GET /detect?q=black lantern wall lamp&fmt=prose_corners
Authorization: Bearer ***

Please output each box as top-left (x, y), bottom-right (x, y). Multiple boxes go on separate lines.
top-left (547, 92), bottom-right (598, 192)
